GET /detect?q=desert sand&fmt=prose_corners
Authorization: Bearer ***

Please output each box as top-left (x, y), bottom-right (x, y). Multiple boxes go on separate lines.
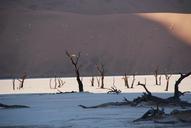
top-left (0, 0), bottom-right (191, 78)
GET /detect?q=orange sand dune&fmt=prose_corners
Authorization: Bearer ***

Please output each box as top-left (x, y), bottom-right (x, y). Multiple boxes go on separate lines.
top-left (0, 0), bottom-right (191, 77)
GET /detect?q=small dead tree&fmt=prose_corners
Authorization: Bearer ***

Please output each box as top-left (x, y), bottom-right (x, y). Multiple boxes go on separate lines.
top-left (54, 76), bottom-right (57, 89)
top-left (17, 73), bottom-right (27, 89)
top-left (122, 73), bottom-right (129, 88)
top-left (49, 78), bottom-right (53, 89)
top-left (96, 77), bottom-right (100, 87)
top-left (131, 74), bottom-right (136, 88)
top-left (165, 74), bottom-right (172, 91)
top-left (173, 72), bottom-right (191, 100)
top-left (49, 77), bottom-right (66, 93)
top-left (154, 67), bottom-right (159, 85)
top-left (96, 64), bottom-right (105, 89)
top-left (90, 76), bottom-right (94, 87)
top-left (66, 51), bottom-right (84, 92)
top-left (107, 78), bottom-right (121, 94)
top-left (57, 78), bottom-right (65, 88)
top-left (12, 73), bottom-right (27, 90)
top-left (137, 79), bottom-right (152, 96)
top-left (159, 75), bottom-right (161, 85)
top-left (107, 86), bottom-right (121, 94)
top-left (12, 79), bottom-right (15, 90)
top-left (113, 77), bottom-right (115, 86)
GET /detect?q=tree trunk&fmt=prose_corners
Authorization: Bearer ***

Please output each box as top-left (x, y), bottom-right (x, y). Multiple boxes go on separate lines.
top-left (174, 72), bottom-right (191, 100)
top-left (66, 51), bottom-right (84, 92)
top-left (76, 69), bottom-right (83, 92)
top-left (12, 79), bottom-right (15, 90)
top-left (165, 81), bottom-right (169, 91)
top-left (131, 74), bottom-right (135, 88)
top-left (100, 74), bottom-right (104, 89)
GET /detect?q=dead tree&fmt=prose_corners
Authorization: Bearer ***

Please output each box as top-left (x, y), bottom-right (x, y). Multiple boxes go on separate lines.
top-left (54, 76), bottom-right (57, 89)
top-left (159, 75), bottom-right (162, 85)
top-left (66, 51), bottom-right (84, 92)
top-left (57, 78), bottom-right (65, 88)
top-left (131, 74), bottom-right (136, 88)
top-left (12, 73), bottom-right (27, 90)
top-left (154, 67), bottom-right (159, 85)
top-left (122, 73), bottom-right (129, 88)
top-left (173, 72), bottom-right (191, 100)
top-left (137, 79), bottom-right (152, 96)
top-left (17, 73), bottom-right (27, 89)
top-left (12, 79), bottom-right (15, 90)
top-left (50, 77), bottom-right (65, 89)
top-left (107, 86), bottom-right (121, 94)
top-left (49, 78), bottom-right (53, 89)
top-left (90, 76), bottom-right (94, 87)
top-left (113, 77), bottom-right (115, 86)
top-left (96, 77), bottom-right (100, 87)
top-left (96, 64), bottom-right (105, 89)
top-left (165, 74), bottom-right (172, 91)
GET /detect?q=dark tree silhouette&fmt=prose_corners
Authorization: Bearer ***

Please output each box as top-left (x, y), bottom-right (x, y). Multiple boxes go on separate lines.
top-left (12, 79), bottom-right (15, 90)
top-left (54, 76), bottom-right (57, 89)
top-left (49, 77), bottom-right (65, 89)
top-left (57, 78), bottom-right (65, 88)
top-left (12, 73), bottom-right (27, 90)
top-left (90, 76), bottom-right (94, 87)
top-left (96, 64), bottom-right (105, 89)
top-left (131, 74), bottom-right (136, 88)
top-left (173, 72), bottom-right (191, 100)
top-left (137, 79), bottom-right (151, 96)
top-left (158, 75), bottom-right (161, 85)
top-left (154, 67), bottom-right (160, 85)
top-left (18, 73), bottom-right (27, 89)
top-left (122, 73), bottom-right (129, 88)
top-left (165, 74), bottom-right (172, 91)
top-left (96, 77), bottom-right (100, 87)
top-left (66, 51), bottom-right (84, 92)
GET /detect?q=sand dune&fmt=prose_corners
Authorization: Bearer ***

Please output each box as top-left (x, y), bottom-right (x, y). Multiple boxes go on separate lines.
top-left (0, 0), bottom-right (191, 78)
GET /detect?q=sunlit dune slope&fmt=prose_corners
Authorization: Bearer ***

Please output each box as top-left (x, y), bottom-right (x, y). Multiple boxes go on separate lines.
top-left (138, 13), bottom-right (191, 45)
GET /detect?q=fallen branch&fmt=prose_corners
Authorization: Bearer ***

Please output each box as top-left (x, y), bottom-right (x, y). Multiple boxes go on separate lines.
top-left (134, 108), bottom-right (191, 124)
top-left (79, 101), bottom-right (132, 109)
top-left (0, 103), bottom-right (29, 109)
top-left (107, 86), bottom-right (121, 94)
top-left (133, 106), bottom-right (165, 122)
top-left (137, 79), bottom-right (151, 96)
